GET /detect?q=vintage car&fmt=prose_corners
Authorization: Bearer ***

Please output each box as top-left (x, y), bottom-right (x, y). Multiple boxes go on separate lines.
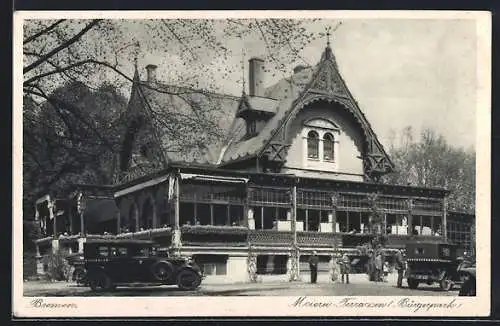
top-left (405, 241), bottom-right (468, 291)
top-left (458, 260), bottom-right (476, 296)
top-left (83, 239), bottom-right (203, 292)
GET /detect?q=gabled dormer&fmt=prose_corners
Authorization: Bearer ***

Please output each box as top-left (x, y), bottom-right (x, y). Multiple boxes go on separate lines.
top-left (236, 57), bottom-right (277, 139)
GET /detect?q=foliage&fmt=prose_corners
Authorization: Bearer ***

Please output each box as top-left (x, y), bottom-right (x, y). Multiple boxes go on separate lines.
top-left (23, 220), bottom-right (43, 252)
top-left (383, 127), bottom-right (475, 213)
top-left (23, 81), bottom-right (128, 220)
top-left (45, 249), bottom-right (72, 281)
top-left (22, 19), bottom-right (327, 220)
top-left (22, 19), bottom-right (324, 98)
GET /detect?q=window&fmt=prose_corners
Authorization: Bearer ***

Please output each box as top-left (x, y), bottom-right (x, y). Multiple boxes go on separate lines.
top-left (97, 246), bottom-right (109, 257)
top-left (193, 255), bottom-right (228, 275)
top-left (307, 130), bottom-right (319, 159)
top-left (110, 247), bottom-right (128, 257)
top-left (248, 121), bottom-right (256, 135)
top-left (323, 133), bottom-right (335, 161)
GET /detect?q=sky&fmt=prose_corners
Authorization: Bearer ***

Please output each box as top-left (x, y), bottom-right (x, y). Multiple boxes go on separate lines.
top-left (24, 17), bottom-right (477, 151)
top-left (125, 18), bottom-right (477, 151)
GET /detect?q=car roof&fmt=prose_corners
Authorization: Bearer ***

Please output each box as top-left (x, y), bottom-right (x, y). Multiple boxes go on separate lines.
top-left (406, 241), bottom-right (455, 246)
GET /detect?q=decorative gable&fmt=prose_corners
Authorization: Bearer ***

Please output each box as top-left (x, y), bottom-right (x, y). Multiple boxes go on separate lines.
top-left (308, 60), bottom-right (347, 99)
top-left (258, 44), bottom-right (395, 181)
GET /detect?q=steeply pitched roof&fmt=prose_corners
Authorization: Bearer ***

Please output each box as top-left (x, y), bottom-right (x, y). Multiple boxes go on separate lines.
top-left (220, 45), bottom-right (393, 174)
top-left (124, 43), bottom-right (393, 177)
top-left (125, 80), bottom-right (242, 168)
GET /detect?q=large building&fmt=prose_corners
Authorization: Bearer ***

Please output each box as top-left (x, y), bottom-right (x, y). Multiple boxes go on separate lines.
top-left (32, 40), bottom-right (475, 281)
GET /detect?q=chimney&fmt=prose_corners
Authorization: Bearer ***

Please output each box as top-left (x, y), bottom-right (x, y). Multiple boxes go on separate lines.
top-left (293, 65), bottom-right (308, 74)
top-left (145, 64), bottom-right (158, 84)
top-left (248, 57), bottom-right (265, 97)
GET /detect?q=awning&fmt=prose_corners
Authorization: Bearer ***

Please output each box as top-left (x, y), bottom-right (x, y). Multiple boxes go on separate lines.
top-left (180, 173), bottom-right (249, 183)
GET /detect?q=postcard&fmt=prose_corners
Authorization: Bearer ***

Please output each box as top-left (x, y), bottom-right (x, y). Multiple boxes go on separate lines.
top-left (13, 10), bottom-right (491, 318)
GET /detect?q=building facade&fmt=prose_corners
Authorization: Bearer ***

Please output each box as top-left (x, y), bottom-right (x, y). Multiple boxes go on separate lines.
top-left (32, 41), bottom-right (475, 281)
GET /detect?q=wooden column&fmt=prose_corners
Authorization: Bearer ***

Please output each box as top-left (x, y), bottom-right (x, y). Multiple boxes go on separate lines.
top-left (151, 195), bottom-right (157, 229)
top-left (407, 199), bottom-right (413, 236)
top-left (331, 193), bottom-right (338, 233)
top-left (134, 200), bottom-right (140, 231)
top-left (430, 215), bottom-right (435, 235)
top-left (80, 210), bottom-right (85, 236)
top-left (289, 183), bottom-right (300, 281)
top-left (50, 199), bottom-right (57, 237)
top-left (305, 209), bottom-right (309, 232)
top-left (260, 206), bottom-right (264, 230)
top-left (68, 198), bottom-right (73, 235)
top-left (346, 210), bottom-right (350, 233)
top-left (174, 175), bottom-right (180, 229)
top-left (116, 209), bottom-right (121, 234)
top-left (172, 173), bottom-right (182, 255)
top-left (243, 184), bottom-right (249, 228)
top-left (77, 193), bottom-right (85, 236)
top-left (442, 197), bottom-right (448, 241)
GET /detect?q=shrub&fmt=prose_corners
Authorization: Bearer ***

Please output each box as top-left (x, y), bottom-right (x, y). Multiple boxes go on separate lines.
top-left (45, 249), bottom-right (72, 281)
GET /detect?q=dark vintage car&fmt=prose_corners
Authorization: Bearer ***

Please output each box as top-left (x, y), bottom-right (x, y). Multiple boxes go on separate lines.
top-left (405, 241), bottom-right (473, 291)
top-left (458, 260), bottom-right (476, 296)
top-left (83, 239), bottom-right (203, 292)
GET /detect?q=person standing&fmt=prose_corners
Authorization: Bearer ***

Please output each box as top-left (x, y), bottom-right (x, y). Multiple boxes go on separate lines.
top-left (340, 253), bottom-right (351, 284)
top-left (309, 251), bottom-right (319, 284)
top-left (329, 255), bottom-right (339, 283)
top-left (395, 249), bottom-right (405, 288)
top-left (374, 252), bottom-right (383, 282)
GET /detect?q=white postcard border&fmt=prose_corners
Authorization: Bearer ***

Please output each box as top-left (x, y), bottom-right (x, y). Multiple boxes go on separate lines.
top-left (12, 10), bottom-right (492, 318)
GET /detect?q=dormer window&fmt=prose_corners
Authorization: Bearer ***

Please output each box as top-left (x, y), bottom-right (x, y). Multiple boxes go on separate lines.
top-left (323, 133), bottom-right (335, 161)
top-left (307, 130), bottom-right (319, 159)
top-left (248, 120), bottom-right (257, 135)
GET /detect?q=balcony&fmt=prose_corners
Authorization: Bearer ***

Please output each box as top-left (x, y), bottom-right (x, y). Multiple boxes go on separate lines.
top-left (181, 225), bottom-right (248, 247)
top-left (247, 230), bottom-right (293, 247)
top-left (297, 231), bottom-right (342, 248)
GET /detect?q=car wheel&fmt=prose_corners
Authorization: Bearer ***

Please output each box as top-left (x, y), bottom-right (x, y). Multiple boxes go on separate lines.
top-left (176, 269), bottom-right (202, 291)
top-left (88, 272), bottom-right (113, 292)
top-left (151, 261), bottom-right (174, 282)
top-left (408, 278), bottom-right (419, 289)
top-left (73, 268), bottom-right (86, 285)
top-left (440, 277), bottom-right (453, 291)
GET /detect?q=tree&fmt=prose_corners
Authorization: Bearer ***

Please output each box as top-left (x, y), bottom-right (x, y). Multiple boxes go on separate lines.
top-left (22, 19), bottom-right (328, 218)
top-left (22, 18), bottom-right (325, 187)
top-left (23, 81), bottom-right (128, 220)
top-left (383, 127), bottom-right (475, 213)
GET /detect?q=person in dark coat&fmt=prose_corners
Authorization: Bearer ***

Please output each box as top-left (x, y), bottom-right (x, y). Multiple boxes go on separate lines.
top-left (395, 249), bottom-right (405, 288)
top-left (309, 251), bottom-right (319, 284)
top-left (340, 253), bottom-right (351, 284)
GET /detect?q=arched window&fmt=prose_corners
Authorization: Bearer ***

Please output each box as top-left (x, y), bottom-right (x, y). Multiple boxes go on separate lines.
top-left (307, 130), bottom-right (319, 159)
top-left (323, 133), bottom-right (335, 161)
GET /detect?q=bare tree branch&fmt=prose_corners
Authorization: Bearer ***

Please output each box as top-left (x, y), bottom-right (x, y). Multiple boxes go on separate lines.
top-left (160, 20), bottom-right (197, 60)
top-left (23, 19), bottom-right (66, 45)
top-left (23, 19), bottom-right (101, 74)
